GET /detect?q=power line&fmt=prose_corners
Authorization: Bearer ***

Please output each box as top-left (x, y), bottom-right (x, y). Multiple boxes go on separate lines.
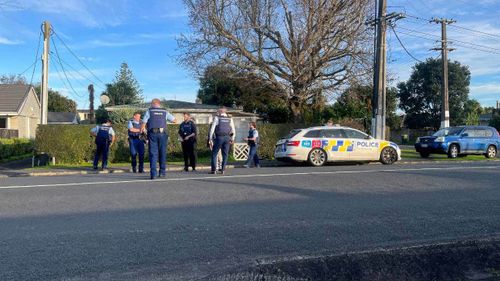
top-left (52, 30), bottom-right (107, 86)
top-left (405, 12), bottom-right (500, 41)
top-left (56, 55), bottom-right (106, 90)
top-left (397, 25), bottom-right (500, 54)
top-left (389, 24), bottom-right (423, 63)
top-left (449, 24), bottom-right (500, 40)
top-left (28, 30), bottom-right (42, 86)
top-left (51, 37), bottom-right (85, 98)
top-left (396, 26), bottom-right (441, 40)
top-left (18, 61), bottom-right (36, 77)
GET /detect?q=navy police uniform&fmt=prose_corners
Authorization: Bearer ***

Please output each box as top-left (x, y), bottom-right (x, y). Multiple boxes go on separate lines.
top-left (179, 120), bottom-right (197, 171)
top-left (142, 107), bottom-right (175, 179)
top-left (91, 124), bottom-right (115, 170)
top-left (128, 119), bottom-right (145, 173)
top-left (209, 115), bottom-right (234, 173)
top-left (245, 128), bottom-right (260, 167)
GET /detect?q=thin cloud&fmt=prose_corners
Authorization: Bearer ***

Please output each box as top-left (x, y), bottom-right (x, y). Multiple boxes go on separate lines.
top-left (0, 36), bottom-right (22, 45)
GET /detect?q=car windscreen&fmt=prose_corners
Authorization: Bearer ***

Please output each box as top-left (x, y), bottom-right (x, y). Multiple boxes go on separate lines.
top-left (283, 129), bottom-right (302, 140)
top-left (433, 127), bottom-right (463, 137)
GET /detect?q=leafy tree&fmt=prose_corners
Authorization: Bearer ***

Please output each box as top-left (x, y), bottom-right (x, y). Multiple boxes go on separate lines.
top-left (197, 65), bottom-right (291, 123)
top-left (179, 0), bottom-right (371, 122)
top-left (108, 108), bottom-right (143, 124)
top-left (95, 105), bottom-right (110, 124)
top-left (397, 58), bottom-right (471, 129)
top-left (490, 114), bottom-right (500, 131)
top-left (32, 86), bottom-right (77, 112)
top-left (103, 63), bottom-right (143, 106)
top-left (464, 99), bottom-right (481, 125)
top-left (323, 85), bottom-right (399, 131)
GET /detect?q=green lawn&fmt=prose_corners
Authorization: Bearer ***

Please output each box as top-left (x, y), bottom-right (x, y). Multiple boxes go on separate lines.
top-left (401, 149), bottom-right (493, 161)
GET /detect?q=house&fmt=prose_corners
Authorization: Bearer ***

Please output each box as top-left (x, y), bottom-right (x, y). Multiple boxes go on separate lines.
top-left (479, 113), bottom-right (493, 126)
top-left (77, 109), bottom-right (92, 123)
top-left (48, 112), bottom-right (80, 125)
top-left (0, 84), bottom-right (41, 139)
top-left (105, 100), bottom-right (261, 140)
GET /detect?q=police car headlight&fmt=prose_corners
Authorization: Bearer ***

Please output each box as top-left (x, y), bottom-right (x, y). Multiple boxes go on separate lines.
top-left (435, 137), bottom-right (445, 143)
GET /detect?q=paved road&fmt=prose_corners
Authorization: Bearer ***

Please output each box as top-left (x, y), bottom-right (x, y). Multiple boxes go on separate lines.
top-left (1, 162), bottom-right (500, 280)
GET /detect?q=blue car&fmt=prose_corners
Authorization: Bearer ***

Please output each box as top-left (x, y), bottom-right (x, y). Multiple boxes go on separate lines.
top-left (415, 126), bottom-right (500, 159)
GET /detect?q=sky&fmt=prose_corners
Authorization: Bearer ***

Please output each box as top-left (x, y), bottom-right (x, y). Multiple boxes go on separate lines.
top-left (0, 0), bottom-right (500, 109)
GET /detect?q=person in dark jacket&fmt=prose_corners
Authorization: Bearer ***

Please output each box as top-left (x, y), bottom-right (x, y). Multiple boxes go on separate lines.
top-left (128, 112), bottom-right (145, 173)
top-left (141, 98), bottom-right (177, 180)
top-left (243, 122), bottom-right (260, 168)
top-left (178, 113), bottom-right (197, 171)
top-left (90, 119), bottom-right (116, 171)
top-left (208, 107), bottom-right (235, 174)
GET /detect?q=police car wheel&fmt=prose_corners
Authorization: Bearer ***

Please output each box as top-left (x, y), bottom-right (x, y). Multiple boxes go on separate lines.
top-left (308, 148), bottom-right (327, 166)
top-left (380, 147), bottom-right (397, 165)
top-left (485, 145), bottom-right (497, 158)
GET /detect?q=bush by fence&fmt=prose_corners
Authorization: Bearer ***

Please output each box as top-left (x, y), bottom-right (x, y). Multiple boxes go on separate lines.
top-left (35, 120), bottom-right (364, 164)
top-left (0, 138), bottom-right (34, 161)
top-left (36, 124), bottom-right (211, 164)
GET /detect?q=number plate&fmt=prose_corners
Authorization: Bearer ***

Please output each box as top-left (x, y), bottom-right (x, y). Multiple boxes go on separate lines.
top-left (420, 144), bottom-right (428, 148)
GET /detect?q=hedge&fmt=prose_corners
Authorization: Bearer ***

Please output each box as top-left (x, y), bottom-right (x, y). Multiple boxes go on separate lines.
top-left (35, 120), bottom-right (364, 164)
top-left (0, 138), bottom-right (34, 160)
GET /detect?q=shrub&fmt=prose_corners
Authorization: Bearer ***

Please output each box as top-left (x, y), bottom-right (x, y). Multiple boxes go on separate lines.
top-left (35, 124), bottom-right (212, 164)
top-left (0, 138), bottom-right (34, 160)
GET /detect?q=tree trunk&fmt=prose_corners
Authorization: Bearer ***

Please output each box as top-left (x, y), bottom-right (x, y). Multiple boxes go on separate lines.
top-left (289, 97), bottom-right (304, 124)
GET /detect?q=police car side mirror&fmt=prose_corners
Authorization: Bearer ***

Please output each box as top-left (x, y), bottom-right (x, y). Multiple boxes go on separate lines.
top-left (461, 133), bottom-right (469, 137)
top-left (365, 135), bottom-right (373, 140)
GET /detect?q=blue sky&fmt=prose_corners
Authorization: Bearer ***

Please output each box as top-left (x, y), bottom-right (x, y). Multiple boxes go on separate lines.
top-left (0, 0), bottom-right (499, 109)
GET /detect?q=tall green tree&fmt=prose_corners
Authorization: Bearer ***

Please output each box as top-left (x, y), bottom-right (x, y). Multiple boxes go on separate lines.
top-left (103, 62), bottom-right (143, 106)
top-left (324, 84), bottom-right (400, 130)
top-left (397, 58), bottom-right (471, 129)
top-left (197, 65), bottom-right (291, 123)
top-left (34, 87), bottom-right (77, 112)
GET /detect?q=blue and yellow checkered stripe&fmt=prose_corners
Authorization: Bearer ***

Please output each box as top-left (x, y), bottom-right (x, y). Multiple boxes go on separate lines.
top-left (331, 140), bottom-right (353, 152)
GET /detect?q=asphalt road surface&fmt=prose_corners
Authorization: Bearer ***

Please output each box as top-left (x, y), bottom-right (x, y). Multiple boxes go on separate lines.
top-left (1, 162), bottom-right (500, 280)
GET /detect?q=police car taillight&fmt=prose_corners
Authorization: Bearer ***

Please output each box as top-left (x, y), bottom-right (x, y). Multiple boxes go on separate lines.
top-left (286, 141), bottom-right (300, 146)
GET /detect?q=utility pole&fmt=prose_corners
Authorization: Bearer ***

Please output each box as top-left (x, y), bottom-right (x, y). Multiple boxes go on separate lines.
top-left (368, 0), bottom-right (404, 139)
top-left (40, 21), bottom-right (51, 125)
top-left (88, 84), bottom-right (95, 123)
top-left (431, 18), bottom-right (456, 129)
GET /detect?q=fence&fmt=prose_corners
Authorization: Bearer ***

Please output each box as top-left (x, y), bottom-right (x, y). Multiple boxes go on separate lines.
top-left (0, 129), bottom-right (19, 139)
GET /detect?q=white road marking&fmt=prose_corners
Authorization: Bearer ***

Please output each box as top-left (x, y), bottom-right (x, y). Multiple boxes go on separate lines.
top-left (1, 165), bottom-right (499, 190)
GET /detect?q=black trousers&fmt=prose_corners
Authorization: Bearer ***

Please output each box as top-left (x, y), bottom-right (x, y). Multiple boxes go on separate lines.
top-left (181, 139), bottom-right (197, 169)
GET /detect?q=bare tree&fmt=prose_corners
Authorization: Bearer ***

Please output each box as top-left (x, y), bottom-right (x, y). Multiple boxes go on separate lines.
top-left (0, 74), bottom-right (27, 85)
top-left (178, 0), bottom-right (372, 122)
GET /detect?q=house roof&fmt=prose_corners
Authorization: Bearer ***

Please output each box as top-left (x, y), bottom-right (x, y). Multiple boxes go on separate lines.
top-left (48, 112), bottom-right (79, 123)
top-left (0, 84), bottom-right (32, 113)
top-left (479, 113), bottom-right (493, 121)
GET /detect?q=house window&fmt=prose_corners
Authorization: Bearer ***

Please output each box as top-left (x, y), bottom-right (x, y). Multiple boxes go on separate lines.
top-left (0, 118), bottom-right (7, 129)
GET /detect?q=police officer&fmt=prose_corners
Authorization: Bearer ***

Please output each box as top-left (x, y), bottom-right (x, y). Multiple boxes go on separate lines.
top-left (209, 107), bottom-right (235, 174)
top-left (141, 98), bottom-right (176, 180)
top-left (178, 112), bottom-right (197, 172)
top-left (128, 112), bottom-right (145, 173)
top-left (243, 121), bottom-right (260, 168)
top-left (90, 119), bottom-right (116, 171)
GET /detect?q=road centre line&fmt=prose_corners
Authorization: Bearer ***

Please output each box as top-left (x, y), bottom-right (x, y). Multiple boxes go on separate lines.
top-left (1, 165), bottom-right (499, 190)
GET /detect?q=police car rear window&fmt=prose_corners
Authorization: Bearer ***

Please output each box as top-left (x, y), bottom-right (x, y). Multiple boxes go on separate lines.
top-left (283, 129), bottom-right (302, 139)
top-left (304, 130), bottom-right (321, 138)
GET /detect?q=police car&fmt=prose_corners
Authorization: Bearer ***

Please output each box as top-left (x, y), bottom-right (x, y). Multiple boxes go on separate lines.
top-left (274, 126), bottom-right (401, 166)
